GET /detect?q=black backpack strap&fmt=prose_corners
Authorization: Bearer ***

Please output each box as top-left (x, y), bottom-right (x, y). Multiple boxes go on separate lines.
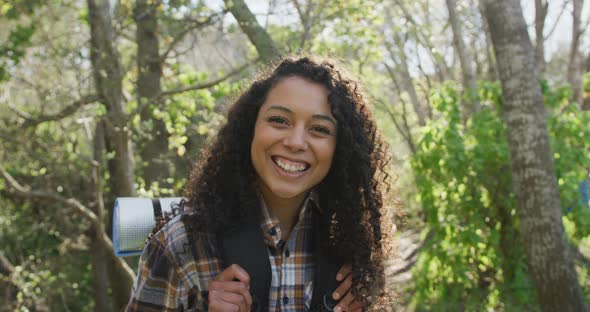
top-left (310, 206), bottom-right (345, 312)
top-left (218, 204), bottom-right (344, 312)
top-left (218, 215), bottom-right (271, 312)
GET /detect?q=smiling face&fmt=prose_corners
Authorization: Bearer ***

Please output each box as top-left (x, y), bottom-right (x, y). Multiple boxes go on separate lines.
top-left (251, 76), bottom-right (337, 209)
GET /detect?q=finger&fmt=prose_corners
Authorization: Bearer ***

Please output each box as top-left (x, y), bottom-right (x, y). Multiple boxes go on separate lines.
top-left (333, 273), bottom-right (353, 300)
top-left (208, 290), bottom-right (240, 312)
top-left (336, 263), bottom-right (352, 281)
top-left (349, 299), bottom-right (363, 310)
top-left (209, 289), bottom-right (251, 312)
top-left (334, 291), bottom-right (355, 311)
top-left (209, 280), bottom-right (249, 292)
top-left (215, 264), bottom-right (250, 285)
top-left (218, 291), bottom-right (249, 312)
top-left (208, 281), bottom-right (253, 307)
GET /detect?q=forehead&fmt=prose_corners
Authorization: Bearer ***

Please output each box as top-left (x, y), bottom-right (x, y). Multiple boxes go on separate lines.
top-left (261, 76), bottom-right (331, 113)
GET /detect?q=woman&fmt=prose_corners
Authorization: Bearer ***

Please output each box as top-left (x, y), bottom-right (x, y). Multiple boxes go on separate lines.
top-left (126, 56), bottom-right (393, 311)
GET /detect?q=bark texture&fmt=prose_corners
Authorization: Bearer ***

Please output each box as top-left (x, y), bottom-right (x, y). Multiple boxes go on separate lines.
top-left (135, 0), bottom-right (170, 186)
top-left (87, 0), bottom-right (136, 309)
top-left (446, 0), bottom-right (480, 116)
top-left (481, 0), bottom-right (587, 311)
top-left (225, 0), bottom-right (281, 63)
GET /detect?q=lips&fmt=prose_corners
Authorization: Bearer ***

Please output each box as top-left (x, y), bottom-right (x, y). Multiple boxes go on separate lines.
top-left (271, 156), bottom-right (310, 173)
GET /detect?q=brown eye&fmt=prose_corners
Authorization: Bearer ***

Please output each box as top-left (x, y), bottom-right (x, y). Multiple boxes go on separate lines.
top-left (310, 125), bottom-right (332, 136)
top-left (267, 116), bottom-right (289, 125)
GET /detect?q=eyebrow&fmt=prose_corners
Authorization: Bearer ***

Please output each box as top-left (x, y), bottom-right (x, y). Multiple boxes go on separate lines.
top-left (266, 105), bottom-right (337, 126)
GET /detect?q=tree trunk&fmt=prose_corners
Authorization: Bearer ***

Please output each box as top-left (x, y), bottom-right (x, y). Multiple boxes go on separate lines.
top-left (388, 31), bottom-right (427, 127)
top-left (380, 61), bottom-right (417, 155)
top-left (388, 69), bottom-right (418, 155)
top-left (534, 0), bottom-right (547, 76)
top-left (135, 0), bottom-right (170, 187)
top-left (87, 0), bottom-right (136, 309)
top-left (446, 0), bottom-right (480, 117)
top-left (224, 0), bottom-right (281, 63)
top-left (481, 0), bottom-right (587, 311)
top-left (478, 2), bottom-right (498, 81)
top-left (568, 0), bottom-right (584, 105)
top-left (291, 0), bottom-right (314, 51)
top-left (88, 121), bottom-right (113, 312)
top-left (291, 0), bottom-right (328, 52)
top-left (87, 0), bottom-right (136, 198)
top-left (393, 0), bottom-right (450, 82)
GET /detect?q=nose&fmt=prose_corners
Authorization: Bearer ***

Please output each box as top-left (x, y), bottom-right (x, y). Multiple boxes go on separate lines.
top-left (283, 125), bottom-right (308, 151)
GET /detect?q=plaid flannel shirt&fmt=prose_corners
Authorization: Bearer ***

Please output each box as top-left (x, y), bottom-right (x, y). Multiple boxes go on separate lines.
top-left (126, 196), bottom-right (317, 311)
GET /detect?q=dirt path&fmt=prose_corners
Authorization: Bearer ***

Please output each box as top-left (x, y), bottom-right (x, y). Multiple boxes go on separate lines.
top-left (386, 228), bottom-right (423, 311)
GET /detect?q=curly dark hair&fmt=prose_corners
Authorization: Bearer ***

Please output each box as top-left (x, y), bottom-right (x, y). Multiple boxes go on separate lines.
top-left (181, 55), bottom-right (393, 309)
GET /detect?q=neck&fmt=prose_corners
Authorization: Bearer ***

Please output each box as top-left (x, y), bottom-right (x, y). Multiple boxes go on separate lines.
top-left (259, 189), bottom-right (306, 240)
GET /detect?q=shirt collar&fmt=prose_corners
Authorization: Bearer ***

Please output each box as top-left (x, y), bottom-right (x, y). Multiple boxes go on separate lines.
top-left (258, 191), bottom-right (321, 240)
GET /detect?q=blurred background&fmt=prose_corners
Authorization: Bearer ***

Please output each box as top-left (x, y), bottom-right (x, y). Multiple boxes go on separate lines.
top-left (0, 0), bottom-right (589, 311)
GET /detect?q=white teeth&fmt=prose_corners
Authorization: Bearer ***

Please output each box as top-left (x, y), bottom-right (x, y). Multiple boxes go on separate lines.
top-left (276, 159), bottom-right (306, 172)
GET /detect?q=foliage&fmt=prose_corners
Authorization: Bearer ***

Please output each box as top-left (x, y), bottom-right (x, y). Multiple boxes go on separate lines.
top-left (544, 81), bottom-right (590, 241)
top-left (0, 0), bottom-right (45, 81)
top-left (0, 199), bottom-right (95, 312)
top-left (129, 65), bottom-right (240, 196)
top-left (410, 81), bottom-right (590, 310)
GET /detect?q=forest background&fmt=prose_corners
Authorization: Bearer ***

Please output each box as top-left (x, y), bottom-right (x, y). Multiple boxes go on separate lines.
top-left (1, 0), bottom-right (590, 311)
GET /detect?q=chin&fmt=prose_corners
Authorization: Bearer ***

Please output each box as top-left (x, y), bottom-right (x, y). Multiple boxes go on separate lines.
top-left (269, 186), bottom-right (308, 200)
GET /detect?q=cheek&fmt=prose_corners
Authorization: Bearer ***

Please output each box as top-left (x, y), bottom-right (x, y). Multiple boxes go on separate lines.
top-left (317, 141), bottom-right (336, 170)
top-left (251, 122), bottom-right (266, 150)
top-left (250, 124), bottom-right (277, 168)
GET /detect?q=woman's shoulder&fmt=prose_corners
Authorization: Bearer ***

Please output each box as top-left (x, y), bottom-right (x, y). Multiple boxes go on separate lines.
top-left (150, 213), bottom-right (218, 267)
top-left (130, 214), bottom-right (216, 310)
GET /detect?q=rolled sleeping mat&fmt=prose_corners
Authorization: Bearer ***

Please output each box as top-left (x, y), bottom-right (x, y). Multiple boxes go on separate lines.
top-left (113, 197), bottom-right (183, 257)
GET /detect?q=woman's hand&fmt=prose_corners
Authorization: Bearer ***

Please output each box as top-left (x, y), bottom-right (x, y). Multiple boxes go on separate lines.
top-left (332, 264), bottom-right (363, 312)
top-left (208, 264), bottom-right (252, 312)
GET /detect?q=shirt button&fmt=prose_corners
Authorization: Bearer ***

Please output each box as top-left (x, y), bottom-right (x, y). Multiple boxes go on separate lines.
top-left (283, 296), bottom-right (289, 304)
top-left (285, 248), bottom-right (290, 257)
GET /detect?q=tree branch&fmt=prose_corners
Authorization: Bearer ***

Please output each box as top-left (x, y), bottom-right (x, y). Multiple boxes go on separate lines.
top-left (0, 250), bottom-right (26, 306)
top-left (0, 165), bottom-right (98, 223)
top-left (375, 97), bottom-right (410, 144)
top-left (159, 60), bottom-right (253, 97)
top-left (544, 0), bottom-right (569, 40)
top-left (0, 251), bottom-right (15, 276)
top-left (160, 11), bottom-right (227, 62)
top-left (579, 12), bottom-right (590, 37)
top-left (18, 94), bottom-right (101, 128)
top-left (393, 0), bottom-right (448, 80)
top-left (224, 0), bottom-right (281, 62)
top-left (7, 103), bottom-right (33, 120)
top-left (0, 165), bottom-right (136, 282)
